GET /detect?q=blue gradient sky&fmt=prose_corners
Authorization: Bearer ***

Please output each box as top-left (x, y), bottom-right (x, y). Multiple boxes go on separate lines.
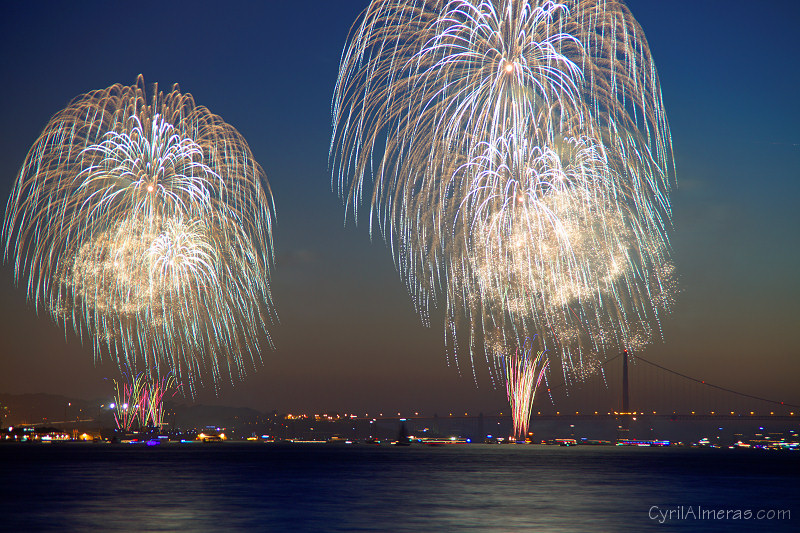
top-left (0, 1), bottom-right (797, 414)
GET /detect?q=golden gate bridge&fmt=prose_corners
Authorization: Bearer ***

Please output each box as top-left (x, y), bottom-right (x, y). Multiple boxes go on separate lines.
top-left (356, 351), bottom-right (799, 443)
top-left (530, 350), bottom-right (799, 422)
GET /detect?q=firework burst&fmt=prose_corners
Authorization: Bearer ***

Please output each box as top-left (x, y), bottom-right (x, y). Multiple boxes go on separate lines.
top-left (331, 0), bottom-right (675, 386)
top-left (3, 75), bottom-right (276, 393)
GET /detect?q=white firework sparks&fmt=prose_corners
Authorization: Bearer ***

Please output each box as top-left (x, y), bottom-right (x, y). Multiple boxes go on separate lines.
top-left (332, 0), bottom-right (676, 388)
top-left (3, 76), bottom-right (276, 393)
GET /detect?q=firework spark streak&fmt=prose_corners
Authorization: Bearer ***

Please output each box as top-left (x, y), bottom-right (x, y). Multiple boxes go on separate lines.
top-left (331, 0), bottom-right (676, 387)
top-left (112, 370), bottom-right (180, 431)
top-left (142, 373), bottom-right (181, 429)
top-left (504, 341), bottom-right (548, 440)
top-left (112, 372), bottom-right (144, 432)
top-left (3, 76), bottom-right (276, 393)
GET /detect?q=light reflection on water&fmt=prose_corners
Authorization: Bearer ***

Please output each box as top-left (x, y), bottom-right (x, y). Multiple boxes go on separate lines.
top-left (1, 444), bottom-right (796, 532)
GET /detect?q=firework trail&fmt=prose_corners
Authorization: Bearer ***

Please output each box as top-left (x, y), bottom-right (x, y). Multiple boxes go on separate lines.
top-left (112, 371), bottom-right (145, 432)
top-left (331, 0), bottom-right (676, 386)
top-left (503, 339), bottom-right (549, 440)
top-left (112, 370), bottom-right (180, 431)
top-left (3, 75), bottom-right (276, 393)
top-left (143, 373), bottom-right (181, 429)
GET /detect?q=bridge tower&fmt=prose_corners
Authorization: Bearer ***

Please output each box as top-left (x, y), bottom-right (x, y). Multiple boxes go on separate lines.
top-left (622, 349), bottom-right (630, 413)
top-left (617, 349), bottom-right (631, 441)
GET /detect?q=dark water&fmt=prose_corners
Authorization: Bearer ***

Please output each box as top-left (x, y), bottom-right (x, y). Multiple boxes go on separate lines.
top-left (1, 443), bottom-right (797, 532)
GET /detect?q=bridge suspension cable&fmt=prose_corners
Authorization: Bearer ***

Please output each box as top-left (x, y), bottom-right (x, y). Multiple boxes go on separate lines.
top-left (540, 351), bottom-right (798, 411)
top-left (634, 355), bottom-right (800, 409)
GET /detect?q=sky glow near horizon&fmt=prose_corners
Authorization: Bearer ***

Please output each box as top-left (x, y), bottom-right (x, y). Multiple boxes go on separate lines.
top-left (0, 1), bottom-right (797, 413)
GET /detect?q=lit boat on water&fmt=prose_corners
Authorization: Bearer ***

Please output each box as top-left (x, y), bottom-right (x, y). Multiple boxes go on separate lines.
top-left (616, 439), bottom-right (670, 447)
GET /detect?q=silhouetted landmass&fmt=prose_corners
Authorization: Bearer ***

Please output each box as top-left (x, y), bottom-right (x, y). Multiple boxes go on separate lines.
top-left (0, 393), bottom-right (94, 426)
top-left (0, 392), bottom-right (277, 435)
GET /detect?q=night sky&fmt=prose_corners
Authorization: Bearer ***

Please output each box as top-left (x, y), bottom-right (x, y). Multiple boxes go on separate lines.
top-left (0, 1), bottom-right (797, 415)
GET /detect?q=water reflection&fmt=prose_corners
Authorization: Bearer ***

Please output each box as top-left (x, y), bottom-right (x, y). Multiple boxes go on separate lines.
top-left (1, 444), bottom-right (796, 532)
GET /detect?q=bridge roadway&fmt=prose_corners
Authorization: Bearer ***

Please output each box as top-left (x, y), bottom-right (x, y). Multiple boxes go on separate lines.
top-left (371, 414), bottom-right (798, 423)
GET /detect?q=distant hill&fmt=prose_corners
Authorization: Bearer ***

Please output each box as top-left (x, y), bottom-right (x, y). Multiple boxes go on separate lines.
top-left (167, 403), bottom-right (269, 431)
top-left (0, 392), bottom-right (96, 426)
top-left (0, 392), bottom-right (276, 432)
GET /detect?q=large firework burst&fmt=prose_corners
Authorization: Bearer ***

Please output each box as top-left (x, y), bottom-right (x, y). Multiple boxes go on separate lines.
top-left (3, 75), bottom-right (276, 393)
top-left (331, 0), bottom-right (675, 386)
